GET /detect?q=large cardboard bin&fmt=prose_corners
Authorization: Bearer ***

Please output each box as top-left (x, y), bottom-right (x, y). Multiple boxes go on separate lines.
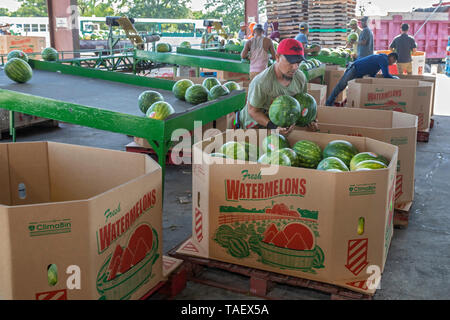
top-left (179, 130), bottom-right (398, 295)
top-left (347, 78), bottom-right (433, 131)
top-left (317, 107), bottom-right (417, 210)
top-left (0, 142), bottom-right (163, 300)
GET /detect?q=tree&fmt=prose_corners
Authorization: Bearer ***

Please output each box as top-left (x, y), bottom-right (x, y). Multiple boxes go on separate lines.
top-left (115, 0), bottom-right (192, 19)
top-left (10, 0), bottom-right (48, 17)
top-left (77, 0), bottom-right (116, 17)
top-left (204, 0), bottom-right (244, 33)
top-left (0, 8), bottom-right (11, 16)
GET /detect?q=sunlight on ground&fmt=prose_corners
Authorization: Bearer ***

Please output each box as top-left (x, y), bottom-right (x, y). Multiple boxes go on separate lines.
top-left (433, 74), bottom-right (450, 116)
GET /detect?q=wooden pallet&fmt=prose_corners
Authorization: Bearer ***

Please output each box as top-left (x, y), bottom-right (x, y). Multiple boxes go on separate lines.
top-left (393, 202), bottom-right (413, 229)
top-left (169, 239), bottom-right (373, 300)
top-left (417, 128), bottom-right (430, 142)
top-left (140, 256), bottom-right (187, 300)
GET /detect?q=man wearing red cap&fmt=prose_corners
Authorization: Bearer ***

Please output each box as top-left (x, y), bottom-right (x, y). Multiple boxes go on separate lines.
top-left (239, 38), bottom-right (311, 135)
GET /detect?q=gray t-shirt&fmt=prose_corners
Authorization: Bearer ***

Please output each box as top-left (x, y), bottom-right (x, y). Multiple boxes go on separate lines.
top-left (390, 33), bottom-right (417, 63)
top-left (357, 27), bottom-right (374, 59)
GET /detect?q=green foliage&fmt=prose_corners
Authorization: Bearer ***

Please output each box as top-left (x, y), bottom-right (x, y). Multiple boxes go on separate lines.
top-left (77, 1), bottom-right (116, 17)
top-left (115, 0), bottom-right (192, 19)
top-left (204, 0), bottom-right (244, 33)
top-left (10, 0), bottom-right (48, 17)
top-left (0, 8), bottom-right (11, 16)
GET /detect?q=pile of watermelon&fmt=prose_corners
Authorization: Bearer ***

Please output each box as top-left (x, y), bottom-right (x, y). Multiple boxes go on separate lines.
top-left (172, 77), bottom-right (239, 105)
top-left (318, 47), bottom-right (352, 59)
top-left (299, 59), bottom-right (321, 72)
top-left (138, 90), bottom-right (175, 120)
top-left (268, 93), bottom-right (317, 128)
top-left (4, 50), bottom-right (33, 83)
top-left (212, 135), bottom-right (390, 172)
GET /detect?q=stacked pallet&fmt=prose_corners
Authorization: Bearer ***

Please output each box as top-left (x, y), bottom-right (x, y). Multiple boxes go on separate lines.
top-left (308, 0), bottom-right (356, 47)
top-left (266, 0), bottom-right (309, 39)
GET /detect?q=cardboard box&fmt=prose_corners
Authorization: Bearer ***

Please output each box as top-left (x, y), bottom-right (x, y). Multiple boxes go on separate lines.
top-left (324, 65), bottom-right (347, 103)
top-left (307, 83), bottom-right (327, 106)
top-left (347, 78), bottom-right (433, 130)
top-left (317, 107), bottom-right (417, 209)
top-left (0, 142), bottom-right (163, 300)
top-left (201, 69), bottom-right (250, 82)
top-left (180, 129), bottom-right (398, 295)
top-left (377, 74), bottom-right (437, 117)
top-left (0, 36), bottom-right (46, 55)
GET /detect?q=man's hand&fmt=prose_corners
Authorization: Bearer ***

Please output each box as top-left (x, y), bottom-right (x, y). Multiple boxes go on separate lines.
top-left (307, 120), bottom-right (319, 132)
top-left (278, 124), bottom-right (296, 136)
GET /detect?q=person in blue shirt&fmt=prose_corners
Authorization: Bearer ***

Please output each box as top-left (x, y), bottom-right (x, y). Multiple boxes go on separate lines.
top-left (325, 53), bottom-right (399, 106)
top-left (357, 16), bottom-right (374, 59)
top-left (295, 23), bottom-right (309, 46)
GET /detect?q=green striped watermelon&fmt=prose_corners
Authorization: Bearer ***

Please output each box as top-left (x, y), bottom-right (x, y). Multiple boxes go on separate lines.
top-left (179, 41), bottom-right (191, 48)
top-left (138, 90), bottom-right (164, 114)
top-left (269, 150), bottom-right (292, 166)
top-left (317, 157), bottom-right (349, 172)
top-left (172, 79), bottom-right (193, 101)
top-left (322, 140), bottom-right (359, 168)
top-left (350, 152), bottom-right (389, 171)
top-left (4, 58), bottom-right (33, 83)
top-left (243, 142), bottom-right (259, 162)
top-left (278, 148), bottom-right (300, 167)
top-left (354, 160), bottom-right (388, 171)
top-left (262, 133), bottom-right (290, 154)
top-left (41, 47), bottom-right (58, 61)
top-left (293, 140), bottom-right (322, 168)
top-left (227, 238), bottom-right (250, 258)
top-left (208, 84), bottom-right (229, 100)
top-left (218, 141), bottom-right (246, 160)
top-left (7, 50), bottom-right (28, 63)
top-left (146, 101), bottom-right (175, 120)
top-left (156, 43), bottom-right (171, 52)
top-left (268, 95), bottom-right (301, 128)
top-left (185, 84), bottom-right (209, 104)
top-left (257, 153), bottom-right (271, 164)
top-left (223, 81), bottom-right (240, 92)
top-left (210, 152), bottom-right (228, 158)
top-left (202, 77), bottom-right (221, 91)
top-left (293, 93), bottom-right (317, 127)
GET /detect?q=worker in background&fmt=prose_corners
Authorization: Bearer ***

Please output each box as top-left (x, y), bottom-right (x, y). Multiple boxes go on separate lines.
top-left (294, 23), bottom-right (319, 55)
top-left (238, 22), bottom-right (247, 40)
top-left (348, 18), bottom-right (362, 55)
top-left (269, 22), bottom-right (280, 42)
top-left (326, 53), bottom-right (399, 106)
top-left (239, 39), bottom-right (316, 135)
top-left (357, 16), bottom-right (374, 59)
top-left (241, 23), bottom-right (276, 81)
top-left (247, 22), bottom-right (256, 39)
top-left (345, 32), bottom-right (359, 59)
top-left (390, 23), bottom-right (417, 75)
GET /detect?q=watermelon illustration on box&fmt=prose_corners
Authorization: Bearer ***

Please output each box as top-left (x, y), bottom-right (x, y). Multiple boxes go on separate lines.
top-left (96, 223), bottom-right (160, 300)
top-left (179, 129), bottom-right (399, 295)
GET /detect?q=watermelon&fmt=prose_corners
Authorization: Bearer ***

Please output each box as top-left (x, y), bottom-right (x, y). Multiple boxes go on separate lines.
top-left (214, 225), bottom-right (235, 247)
top-left (348, 32), bottom-right (359, 42)
top-left (223, 81), bottom-right (240, 92)
top-left (138, 90), bottom-right (164, 114)
top-left (293, 140), bottom-right (322, 168)
top-left (179, 41), bottom-right (191, 48)
top-left (172, 79), bottom-right (193, 101)
top-left (312, 246), bottom-right (325, 268)
top-left (156, 42), bottom-right (171, 52)
top-left (299, 61), bottom-right (309, 72)
top-left (270, 230), bottom-right (289, 248)
top-left (257, 153), bottom-right (271, 164)
top-left (208, 84), bottom-right (230, 100)
top-left (7, 50), bottom-right (28, 62)
top-left (41, 47), bottom-right (58, 61)
top-left (319, 48), bottom-right (331, 56)
top-left (283, 223), bottom-right (314, 250)
top-left (268, 150), bottom-right (292, 166)
top-left (354, 160), bottom-right (388, 171)
top-left (4, 58), bottom-right (33, 83)
top-left (350, 152), bottom-right (389, 171)
top-left (272, 41), bottom-right (278, 51)
top-left (218, 141), bottom-right (246, 160)
top-left (107, 244), bottom-right (123, 281)
top-left (268, 95), bottom-right (301, 128)
top-left (293, 92), bottom-right (317, 127)
top-left (185, 84), bottom-right (209, 104)
top-left (132, 238), bottom-right (151, 265)
top-left (127, 224), bottom-right (153, 255)
top-left (202, 77), bottom-right (221, 91)
top-left (317, 157), bottom-right (349, 172)
top-left (262, 133), bottom-right (290, 153)
top-left (227, 238), bottom-right (250, 258)
top-left (243, 142), bottom-right (259, 162)
top-left (210, 152), bottom-right (228, 158)
top-left (278, 148), bottom-right (300, 167)
top-left (322, 140), bottom-right (359, 168)
top-left (146, 101), bottom-right (175, 120)
top-left (118, 247), bottom-right (134, 274)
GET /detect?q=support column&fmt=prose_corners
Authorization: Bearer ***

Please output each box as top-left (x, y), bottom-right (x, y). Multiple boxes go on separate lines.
top-left (46, 0), bottom-right (80, 58)
top-left (245, 0), bottom-right (259, 37)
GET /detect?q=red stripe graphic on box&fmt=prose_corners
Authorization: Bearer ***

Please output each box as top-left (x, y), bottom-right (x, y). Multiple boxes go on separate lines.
top-left (181, 240), bottom-right (199, 253)
top-left (345, 238), bottom-right (369, 276)
top-left (346, 280), bottom-right (369, 291)
top-left (35, 289), bottom-right (67, 300)
top-left (195, 208), bottom-right (203, 242)
top-left (395, 174), bottom-right (403, 201)
top-left (418, 113), bottom-right (424, 129)
top-left (163, 258), bottom-right (177, 271)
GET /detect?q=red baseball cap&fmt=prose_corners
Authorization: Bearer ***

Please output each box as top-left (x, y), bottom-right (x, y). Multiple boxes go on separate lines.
top-left (277, 38), bottom-right (305, 64)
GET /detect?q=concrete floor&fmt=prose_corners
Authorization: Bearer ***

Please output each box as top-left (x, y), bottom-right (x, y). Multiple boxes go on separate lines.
top-left (2, 75), bottom-right (449, 300)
